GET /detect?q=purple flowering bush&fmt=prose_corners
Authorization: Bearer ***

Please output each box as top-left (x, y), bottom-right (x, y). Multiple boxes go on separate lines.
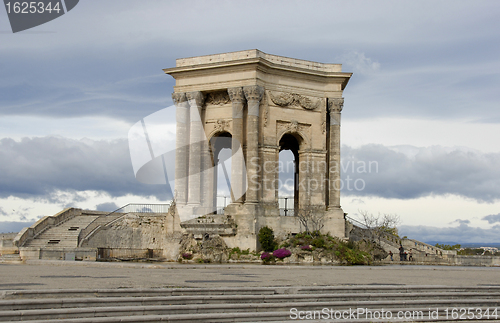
top-left (260, 251), bottom-right (275, 264)
top-left (301, 245), bottom-right (313, 251)
top-left (273, 248), bottom-right (291, 259)
top-left (260, 252), bottom-right (272, 260)
top-left (182, 252), bottom-right (193, 260)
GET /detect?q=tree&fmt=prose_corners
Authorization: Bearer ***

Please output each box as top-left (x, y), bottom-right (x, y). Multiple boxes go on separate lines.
top-left (357, 210), bottom-right (400, 244)
top-left (258, 226), bottom-right (277, 252)
top-left (296, 206), bottom-right (325, 234)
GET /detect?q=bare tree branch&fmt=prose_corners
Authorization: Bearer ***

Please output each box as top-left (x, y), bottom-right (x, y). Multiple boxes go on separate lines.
top-left (296, 206), bottom-right (325, 233)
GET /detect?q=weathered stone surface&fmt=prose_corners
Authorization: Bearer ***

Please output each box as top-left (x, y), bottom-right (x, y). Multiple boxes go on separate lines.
top-left (165, 50), bottom-right (352, 251)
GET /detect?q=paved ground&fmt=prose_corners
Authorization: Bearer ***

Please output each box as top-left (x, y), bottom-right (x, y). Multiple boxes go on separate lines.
top-left (1, 260), bottom-right (499, 290)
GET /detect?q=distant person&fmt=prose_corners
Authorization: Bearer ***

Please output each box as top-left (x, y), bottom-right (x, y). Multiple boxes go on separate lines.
top-left (389, 251), bottom-right (393, 261)
top-left (399, 245), bottom-right (405, 261)
top-left (409, 249), bottom-right (413, 261)
top-left (404, 251), bottom-right (408, 261)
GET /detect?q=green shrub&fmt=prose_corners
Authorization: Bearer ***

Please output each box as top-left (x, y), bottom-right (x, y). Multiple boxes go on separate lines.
top-left (258, 226), bottom-right (277, 252)
top-left (311, 236), bottom-right (326, 249)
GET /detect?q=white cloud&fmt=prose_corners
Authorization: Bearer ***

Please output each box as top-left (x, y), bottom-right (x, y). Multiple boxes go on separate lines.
top-left (338, 51), bottom-right (380, 74)
top-left (342, 117), bottom-right (500, 153)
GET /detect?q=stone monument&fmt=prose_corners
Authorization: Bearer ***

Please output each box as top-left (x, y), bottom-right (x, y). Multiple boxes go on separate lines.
top-left (164, 50), bottom-right (351, 250)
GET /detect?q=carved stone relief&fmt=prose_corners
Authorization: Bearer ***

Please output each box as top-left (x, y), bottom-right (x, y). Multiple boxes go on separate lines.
top-left (269, 91), bottom-right (321, 110)
top-left (206, 91), bottom-right (230, 106)
top-left (276, 120), bottom-right (311, 149)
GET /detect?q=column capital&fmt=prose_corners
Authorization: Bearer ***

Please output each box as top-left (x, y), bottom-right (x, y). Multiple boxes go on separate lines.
top-left (172, 92), bottom-right (187, 105)
top-left (227, 87), bottom-right (246, 103)
top-left (186, 91), bottom-right (205, 107)
top-left (228, 87), bottom-right (245, 119)
top-left (244, 85), bottom-right (264, 117)
top-left (327, 97), bottom-right (344, 113)
top-left (243, 85), bottom-right (265, 102)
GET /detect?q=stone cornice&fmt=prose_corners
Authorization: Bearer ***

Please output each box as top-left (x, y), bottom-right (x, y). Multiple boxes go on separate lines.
top-left (165, 56), bottom-right (352, 91)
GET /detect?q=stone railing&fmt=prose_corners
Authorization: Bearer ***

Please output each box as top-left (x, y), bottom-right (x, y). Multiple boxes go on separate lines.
top-left (78, 203), bottom-right (171, 247)
top-left (403, 238), bottom-right (456, 256)
top-left (13, 208), bottom-right (81, 247)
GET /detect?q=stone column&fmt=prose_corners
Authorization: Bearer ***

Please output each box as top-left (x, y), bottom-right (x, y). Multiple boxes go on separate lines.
top-left (243, 85), bottom-right (265, 204)
top-left (227, 87), bottom-right (246, 203)
top-left (327, 97), bottom-right (343, 208)
top-left (172, 92), bottom-right (189, 205)
top-left (201, 133), bottom-right (214, 213)
top-left (186, 91), bottom-right (205, 207)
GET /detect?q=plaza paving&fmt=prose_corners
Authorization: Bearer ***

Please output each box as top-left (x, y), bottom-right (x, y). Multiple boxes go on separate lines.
top-left (1, 260), bottom-right (499, 290)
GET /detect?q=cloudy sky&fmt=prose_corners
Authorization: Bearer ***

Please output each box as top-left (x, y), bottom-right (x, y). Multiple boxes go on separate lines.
top-left (1, 0), bottom-right (500, 244)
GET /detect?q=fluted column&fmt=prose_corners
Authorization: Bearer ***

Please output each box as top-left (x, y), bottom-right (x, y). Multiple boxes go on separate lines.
top-left (172, 92), bottom-right (189, 205)
top-left (186, 91), bottom-right (205, 207)
top-left (327, 97), bottom-right (343, 208)
top-left (227, 87), bottom-right (246, 203)
top-left (244, 85), bottom-right (265, 204)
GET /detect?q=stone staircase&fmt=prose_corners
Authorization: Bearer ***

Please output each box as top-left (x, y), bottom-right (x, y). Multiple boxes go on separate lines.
top-left (0, 254), bottom-right (21, 263)
top-left (0, 285), bottom-right (499, 322)
top-left (23, 215), bottom-right (99, 248)
top-left (77, 214), bottom-right (126, 247)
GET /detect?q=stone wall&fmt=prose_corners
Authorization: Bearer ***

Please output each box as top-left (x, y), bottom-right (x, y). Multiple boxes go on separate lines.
top-left (85, 212), bottom-right (182, 261)
top-left (0, 233), bottom-right (18, 255)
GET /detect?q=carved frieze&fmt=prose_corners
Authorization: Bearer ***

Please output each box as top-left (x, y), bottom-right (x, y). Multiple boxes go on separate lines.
top-left (262, 92), bottom-right (269, 127)
top-left (214, 119), bottom-right (230, 132)
top-left (276, 120), bottom-right (311, 149)
top-left (269, 91), bottom-right (321, 110)
top-left (206, 91), bottom-right (230, 106)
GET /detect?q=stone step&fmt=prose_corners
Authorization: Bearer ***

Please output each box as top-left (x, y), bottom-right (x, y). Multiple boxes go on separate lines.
top-left (1, 291), bottom-right (499, 311)
top-left (0, 301), bottom-right (499, 322)
top-left (3, 285), bottom-right (500, 300)
top-left (0, 254), bottom-right (21, 262)
top-left (1, 286), bottom-right (499, 322)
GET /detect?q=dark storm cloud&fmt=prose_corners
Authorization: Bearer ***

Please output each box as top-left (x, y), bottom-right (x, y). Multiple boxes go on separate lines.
top-left (0, 222), bottom-right (35, 234)
top-left (482, 213), bottom-right (500, 224)
top-left (1, 136), bottom-right (498, 204)
top-left (451, 219), bottom-right (470, 225)
top-left (95, 202), bottom-right (120, 212)
top-left (1, 1), bottom-right (500, 123)
top-left (0, 137), bottom-right (172, 201)
top-left (341, 144), bottom-right (500, 201)
top-left (399, 223), bottom-right (500, 244)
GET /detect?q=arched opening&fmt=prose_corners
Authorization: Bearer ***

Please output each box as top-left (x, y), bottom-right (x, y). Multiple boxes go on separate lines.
top-left (210, 132), bottom-right (232, 214)
top-left (279, 133), bottom-right (301, 216)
